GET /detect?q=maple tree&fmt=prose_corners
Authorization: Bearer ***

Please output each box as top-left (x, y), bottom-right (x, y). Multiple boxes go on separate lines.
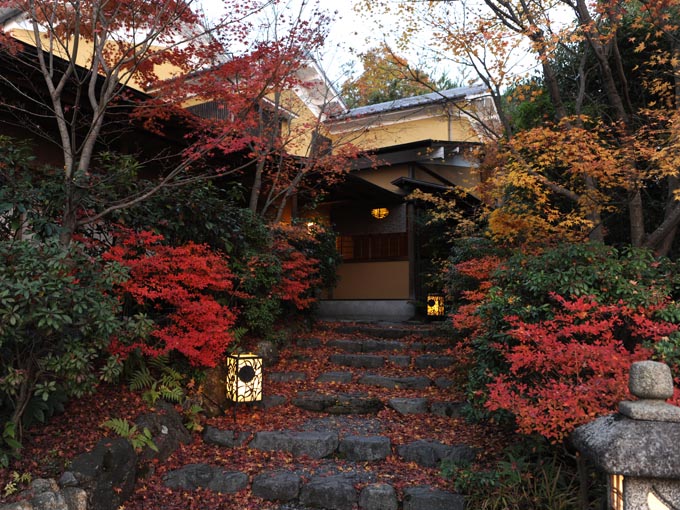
top-left (103, 230), bottom-right (238, 368)
top-left (0, 0), bottom-right (353, 244)
top-left (270, 224), bottom-right (322, 310)
top-left (233, 222), bottom-right (334, 336)
top-left (363, 0), bottom-right (680, 253)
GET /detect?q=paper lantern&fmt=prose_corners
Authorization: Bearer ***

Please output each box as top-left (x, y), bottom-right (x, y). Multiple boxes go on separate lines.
top-left (426, 294), bottom-right (445, 317)
top-left (226, 353), bottom-right (263, 403)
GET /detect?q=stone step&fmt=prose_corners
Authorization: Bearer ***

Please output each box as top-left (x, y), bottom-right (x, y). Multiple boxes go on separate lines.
top-left (358, 374), bottom-right (431, 390)
top-left (338, 435), bottom-right (391, 461)
top-left (292, 391), bottom-right (384, 414)
top-left (414, 354), bottom-right (455, 369)
top-left (333, 324), bottom-right (441, 339)
top-left (311, 371), bottom-right (457, 389)
top-left (398, 439), bottom-right (478, 468)
top-left (329, 353), bottom-right (385, 369)
top-left (264, 472), bottom-right (464, 510)
top-left (291, 387), bottom-right (465, 418)
top-left (327, 339), bottom-right (407, 353)
top-left (327, 353), bottom-right (455, 371)
top-left (389, 398), bottom-right (465, 417)
top-left (250, 430), bottom-right (339, 459)
top-left (388, 397), bottom-right (429, 414)
top-left (327, 338), bottom-right (451, 355)
top-left (166, 430), bottom-right (469, 508)
top-left (248, 430), bottom-right (394, 463)
top-left (316, 371), bottom-right (353, 383)
top-left (163, 464), bottom-right (247, 493)
top-left (269, 371), bottom-right (307, 382)
top-left (161, 464), bottom-right (465, 510)
top-left (205, 425), bottom-right (476, 469)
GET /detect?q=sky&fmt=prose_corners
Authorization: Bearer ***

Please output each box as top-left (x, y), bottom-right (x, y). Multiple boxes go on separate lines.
top-left (312, 1), bottom-right (385, 83)
top-left (197, 0), bottom-right (564, 90)
top-left (199, 0), bottom-right (400, 86)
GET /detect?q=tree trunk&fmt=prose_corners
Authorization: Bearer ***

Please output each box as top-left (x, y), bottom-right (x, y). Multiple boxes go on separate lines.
top-left (629, 188), bottom-right (645, 247)
top-left (10, 364), bottom-right (35, 440)
top-left (575, 0), bottom-right (629, 125)
top-left (59, 179), bottom-right (78, 248)
top-left (539, 54), bottom-right (568, 120)
top-left (249, 158), bottom-right (265, 214)
top-left (584, 174), bottom-right (604, 242)
top-left (651, 176), bottom-right (680, 257)
top-left (643, 202), bottom-right (680, 252)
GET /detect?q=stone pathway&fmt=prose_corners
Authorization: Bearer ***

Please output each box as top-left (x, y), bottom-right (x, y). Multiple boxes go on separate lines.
top-left (165, 322), bottom-right (477, 510)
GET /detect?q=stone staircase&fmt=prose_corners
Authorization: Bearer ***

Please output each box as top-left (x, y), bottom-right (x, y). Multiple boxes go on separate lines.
top-left (162, 322), bottom-right (486, 510)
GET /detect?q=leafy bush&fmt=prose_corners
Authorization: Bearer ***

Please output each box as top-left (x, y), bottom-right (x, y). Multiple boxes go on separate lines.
top-left (232, 223), bottom-right (335, 337)
top-left (0, 136), bottom-right (62, 240)
top-left (457, 242), bottom-right (680, 440)
top-left (0, 239), bottom-right (129, 439)
top-left (446, 442), bottom-right (583, 510)
top-left (115, 181), bottom-right (269, 258)
top-left (104, 231), bottom-right (238, 367)
top-left (271, 224), bottom-right (323, 310)
top-left (116, 182), bottom-right (340, 339)
top-left (485, 295), bottom-right (671, 441)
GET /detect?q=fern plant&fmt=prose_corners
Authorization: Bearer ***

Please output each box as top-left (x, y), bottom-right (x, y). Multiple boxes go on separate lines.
top-left (101, 418), bottom-right (158, 453)
top-left (182, 402), bottom-right (205, 432)
top-left (125, 354), bottom-right (204, 432)
top-left (3, 471), bottom-right (32, 497)
top-left (128, 356), bottom-right (185, 407)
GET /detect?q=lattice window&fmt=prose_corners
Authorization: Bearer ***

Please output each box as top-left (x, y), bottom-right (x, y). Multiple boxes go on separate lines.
top-left (336, 233), bottom-right (408, 261)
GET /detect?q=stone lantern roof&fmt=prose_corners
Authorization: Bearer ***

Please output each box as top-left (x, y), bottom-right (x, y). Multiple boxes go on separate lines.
top-left (572, 361), bottom-right (680, 479)
top-left (573, 361), bottom-right (680, 508)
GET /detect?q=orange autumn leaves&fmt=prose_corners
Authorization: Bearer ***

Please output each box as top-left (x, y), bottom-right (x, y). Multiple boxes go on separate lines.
top-left (483, 117), bottom-right (638, 246)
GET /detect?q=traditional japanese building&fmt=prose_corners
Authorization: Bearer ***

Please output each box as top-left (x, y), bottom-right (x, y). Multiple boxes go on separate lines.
top-left (314, 86), bottom-right (498, 321)
top-left (1, 6), bottom-right (499, 321)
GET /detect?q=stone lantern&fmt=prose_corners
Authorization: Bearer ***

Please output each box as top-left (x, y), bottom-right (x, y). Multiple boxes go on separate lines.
top-left (572, 360), bottom-right (680, 509)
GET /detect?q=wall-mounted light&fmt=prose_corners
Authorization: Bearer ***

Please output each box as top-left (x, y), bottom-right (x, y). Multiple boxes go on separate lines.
top-left (427, 294), bottom-right (445, 317)
top-left (371, 208), bottom-right (389, 220)
top-left (226, 352), bottom-right (263, 403)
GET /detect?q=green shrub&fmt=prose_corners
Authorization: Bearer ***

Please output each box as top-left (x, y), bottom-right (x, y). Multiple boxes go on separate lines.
top-left (444, 441), bottom-right (584, 510)
top-left (0, 136), bottom-right (62, 240)
top-left (117, 181), bottom-right (269, 258)
top-left (0, 239), bottom-right (132, 444)
top-left (489, 243), bottom-right (679, 310)
top-left (462, 242), bottom-right (680, 430)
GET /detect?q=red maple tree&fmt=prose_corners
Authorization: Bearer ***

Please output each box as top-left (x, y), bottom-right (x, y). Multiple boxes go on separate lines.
top-left (0, 0), bottom-right (353, 244)
top-left (104, 230), bottom-right (237, 367)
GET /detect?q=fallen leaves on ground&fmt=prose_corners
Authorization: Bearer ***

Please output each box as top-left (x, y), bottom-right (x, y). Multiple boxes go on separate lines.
top-left (0, 322), bottom-right (510, 509)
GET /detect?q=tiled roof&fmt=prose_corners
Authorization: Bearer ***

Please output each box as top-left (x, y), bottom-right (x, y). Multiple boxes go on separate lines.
top-left (332, 84), bottom-right (488, 120)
